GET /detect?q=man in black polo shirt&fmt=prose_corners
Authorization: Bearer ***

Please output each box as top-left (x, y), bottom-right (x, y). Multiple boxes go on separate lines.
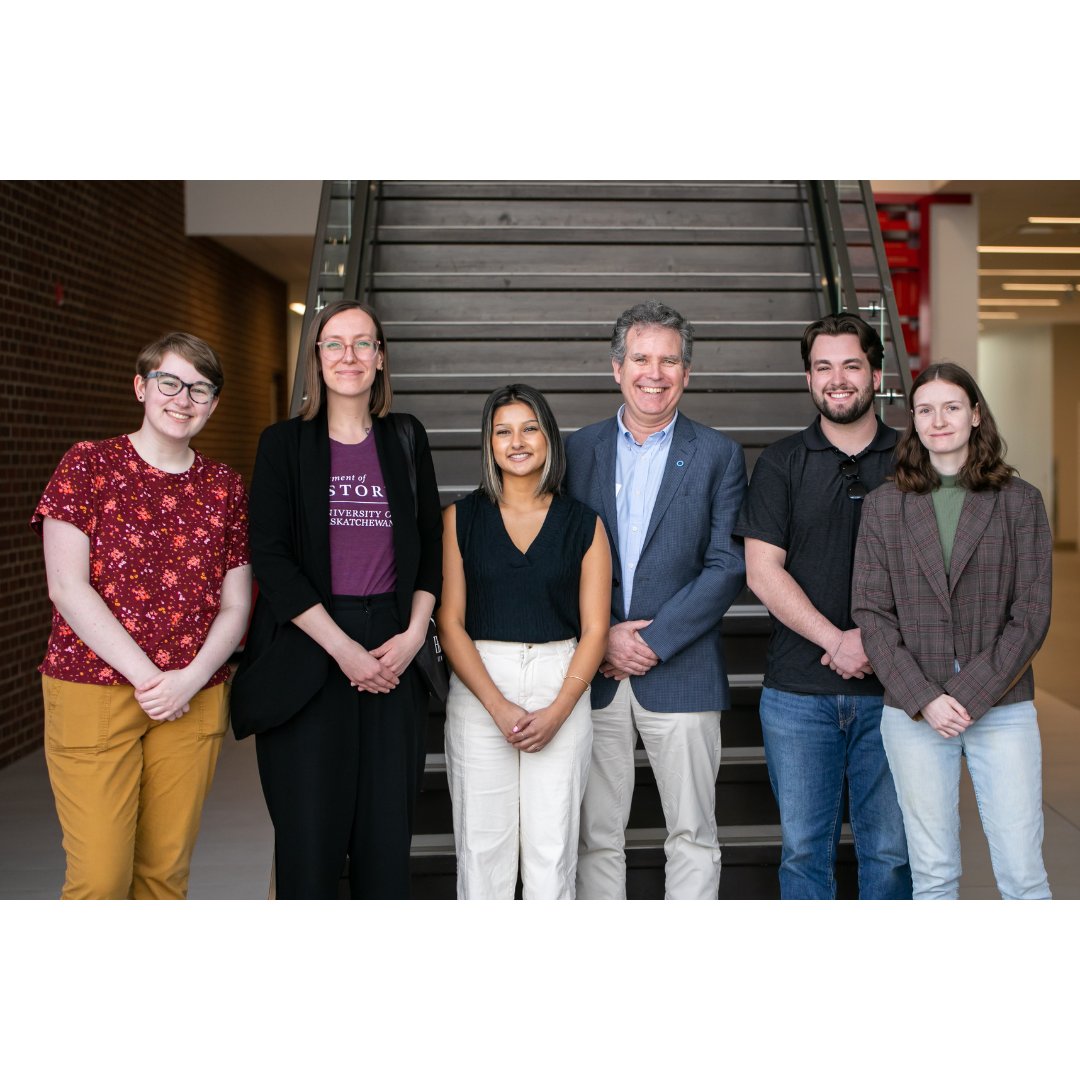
top-left (734, 312), bottom-right (911, 899)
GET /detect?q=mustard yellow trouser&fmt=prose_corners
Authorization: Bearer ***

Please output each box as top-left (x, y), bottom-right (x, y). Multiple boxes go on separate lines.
top-left (42, 675), bottom-right (228, 899)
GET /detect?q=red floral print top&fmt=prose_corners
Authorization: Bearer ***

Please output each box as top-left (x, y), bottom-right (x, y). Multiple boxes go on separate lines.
top-left (32, 436), bottom-right (250, 687)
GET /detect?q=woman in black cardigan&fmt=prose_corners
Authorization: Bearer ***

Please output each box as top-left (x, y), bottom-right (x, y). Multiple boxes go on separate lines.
top-left (232, 300), bottom-right (442, 899)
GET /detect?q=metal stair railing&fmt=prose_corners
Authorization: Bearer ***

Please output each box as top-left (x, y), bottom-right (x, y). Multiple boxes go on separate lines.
top-left (807, 180), bottom-right (913, 415)
top-left (290, 180), bottom-right (378, 417)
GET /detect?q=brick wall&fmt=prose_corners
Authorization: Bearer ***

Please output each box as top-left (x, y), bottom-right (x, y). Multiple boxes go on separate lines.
top-left (0, 181), bottom-right (287, 767)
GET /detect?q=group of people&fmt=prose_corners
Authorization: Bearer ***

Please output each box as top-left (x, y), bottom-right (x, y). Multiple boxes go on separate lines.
top-left (33, 299), bottom-right (1054, 901)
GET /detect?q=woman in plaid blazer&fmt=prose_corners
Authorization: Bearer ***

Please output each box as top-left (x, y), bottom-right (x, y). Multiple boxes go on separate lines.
top-left (852, 363), bottom-right (1052, 900)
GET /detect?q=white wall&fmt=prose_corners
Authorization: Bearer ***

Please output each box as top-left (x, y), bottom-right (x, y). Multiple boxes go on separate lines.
top-left (930, 200), bottom-right (980, 371)
top-left (184, 181), bottom-right (321, 236)
top-left (977, 326), bottom-right (1054, 507)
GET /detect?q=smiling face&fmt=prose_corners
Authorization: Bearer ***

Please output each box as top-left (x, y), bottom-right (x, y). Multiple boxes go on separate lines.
top-left (912, 377), bottom-right (980, 474)
top-left (491, 401), bottom-right (548, 483)
top-left (612, 323), bottom-right (689, 442)
top-left (135, 351), bottom-right (219, 446)
top-left (806, 333), bottom-right (881, 425)
top-left (318, 308), bottom-right (383, 406)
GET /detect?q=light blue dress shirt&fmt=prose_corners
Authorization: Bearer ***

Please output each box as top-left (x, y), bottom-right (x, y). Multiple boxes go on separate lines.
top-left (615, 405), bottom-right (677, 618)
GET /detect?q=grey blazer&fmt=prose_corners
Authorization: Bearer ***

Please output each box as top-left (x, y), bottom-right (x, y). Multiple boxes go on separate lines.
top-left (852, 477), bottom-right (1052, 722)
top-left (565, 412), bottom-right (747, 712)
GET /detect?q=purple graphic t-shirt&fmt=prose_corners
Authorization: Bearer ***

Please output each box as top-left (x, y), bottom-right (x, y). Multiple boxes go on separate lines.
top-left (329, 437), bottom-right (397, 597)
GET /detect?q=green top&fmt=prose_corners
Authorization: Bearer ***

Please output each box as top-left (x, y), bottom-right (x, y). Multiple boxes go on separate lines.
top-left (931, 474), bottom-right (967, 576)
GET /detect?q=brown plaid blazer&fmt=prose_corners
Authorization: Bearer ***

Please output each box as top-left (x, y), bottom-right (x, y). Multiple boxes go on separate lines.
top-left (851, 477), bottom-right (1052, 722)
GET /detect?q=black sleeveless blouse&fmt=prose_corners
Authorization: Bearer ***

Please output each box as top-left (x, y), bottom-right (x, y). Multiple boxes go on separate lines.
top-left (455, 489), bottom-right (598, 643)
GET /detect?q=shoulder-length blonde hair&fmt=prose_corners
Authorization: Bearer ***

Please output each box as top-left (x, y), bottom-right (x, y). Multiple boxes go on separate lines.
top-left (297, 300), bottom-right (392, 421)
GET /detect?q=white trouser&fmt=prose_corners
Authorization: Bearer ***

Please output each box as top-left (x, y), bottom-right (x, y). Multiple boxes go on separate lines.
top-left (444, 639), bottom-right (592, 900)
top-left (576, 678), bottom-right (723, 900)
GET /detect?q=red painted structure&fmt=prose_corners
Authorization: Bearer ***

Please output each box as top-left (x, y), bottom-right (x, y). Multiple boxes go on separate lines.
top-left (875, 192), bottom-right (973, 375)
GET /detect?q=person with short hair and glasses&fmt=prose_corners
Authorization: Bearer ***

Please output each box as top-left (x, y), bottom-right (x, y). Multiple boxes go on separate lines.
top-left (734, 312), bottom-right (912, 900)
top-left (32, 332), bottom-right (251, 899)
top-left (853, 364), bottom-right (1052, 899)
top-left (230, 300), bottom-right (441, 900)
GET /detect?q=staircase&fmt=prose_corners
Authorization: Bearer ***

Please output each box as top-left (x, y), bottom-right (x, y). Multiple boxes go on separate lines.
top-left (299, 180), bottom-right (911, 899)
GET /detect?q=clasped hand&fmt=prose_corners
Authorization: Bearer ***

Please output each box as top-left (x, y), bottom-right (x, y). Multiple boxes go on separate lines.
top-left (921, 694), bottom-right (972, 739)
top-left (489, 699), bottom-right (567, 753)
top-left (820, 628), bottom-right (874, 680)
top-left (599, 619), bottom-right (658, 680)
top-left (338, 639), bottom-right (399, 694)
top-left (134, 668), bottom-right (203, 721)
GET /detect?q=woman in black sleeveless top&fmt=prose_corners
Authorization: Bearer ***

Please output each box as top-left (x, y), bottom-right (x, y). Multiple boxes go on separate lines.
top-left (437, 384), bottom-right (611, 899)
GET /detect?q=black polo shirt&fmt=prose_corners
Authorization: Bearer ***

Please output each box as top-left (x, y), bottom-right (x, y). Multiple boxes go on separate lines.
top-left (734, 415), bottom-right (897, 696)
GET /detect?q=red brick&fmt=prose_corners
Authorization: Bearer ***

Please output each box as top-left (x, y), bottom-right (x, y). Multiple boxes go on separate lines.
top-left (0, 181), bottom-right (287, 768)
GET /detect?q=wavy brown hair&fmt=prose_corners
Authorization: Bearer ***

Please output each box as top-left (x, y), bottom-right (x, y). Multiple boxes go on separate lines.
top-left (297, 300), bottom-right (392, 421)
top-left (894, 362), bottom-right (1016, 493)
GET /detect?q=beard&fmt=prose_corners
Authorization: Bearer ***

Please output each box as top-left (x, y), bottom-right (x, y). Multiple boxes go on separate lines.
top-left (812, 382), bottom-right (876, 425)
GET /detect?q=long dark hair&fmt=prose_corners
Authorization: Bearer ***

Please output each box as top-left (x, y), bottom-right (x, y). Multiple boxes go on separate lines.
top-left (479, 384), bottom-right (566, 503)
top-left (894, 362), bottom-right (1016, 493)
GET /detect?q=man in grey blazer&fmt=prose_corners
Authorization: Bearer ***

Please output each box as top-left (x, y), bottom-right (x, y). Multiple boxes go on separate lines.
top-left (566, 301), bottom-right (747, 900)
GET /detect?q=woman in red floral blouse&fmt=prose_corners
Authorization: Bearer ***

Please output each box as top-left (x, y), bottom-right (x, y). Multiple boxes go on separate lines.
top-left (33, 332), bottom-right (251, 899)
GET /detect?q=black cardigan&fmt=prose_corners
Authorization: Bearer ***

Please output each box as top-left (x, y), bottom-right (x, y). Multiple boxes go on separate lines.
top-left (230, 408), bottom-right (442, 738)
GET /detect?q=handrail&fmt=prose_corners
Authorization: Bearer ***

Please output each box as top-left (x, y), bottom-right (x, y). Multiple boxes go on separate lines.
top-left (291, 182), bottom-right (338, 416)
top-left (859, 179), bottom-right (912, 403)
top-left (289, 181), bottom-right (377, 417)
top-left (356, 181), bottom-right (380, 302)
top-left (808, 181), bottom-right (912, 411)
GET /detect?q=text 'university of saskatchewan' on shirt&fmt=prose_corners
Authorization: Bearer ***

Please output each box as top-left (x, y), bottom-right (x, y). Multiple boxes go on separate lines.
top-left (329, 436), bottom-right (397, 596)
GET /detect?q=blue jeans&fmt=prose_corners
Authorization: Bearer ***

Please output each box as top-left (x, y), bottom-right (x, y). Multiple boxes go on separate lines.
top-left (881, 701), bottom-right (1050, 900)
top-left (759, 688), bottom-right (912, 900)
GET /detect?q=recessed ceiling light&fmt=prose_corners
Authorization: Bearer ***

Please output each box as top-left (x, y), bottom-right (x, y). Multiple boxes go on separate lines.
top-left (979, 269), bottom-right (1080, 277)
top-left (288, 302), bottom-right (306, 316)
top-left (978, 246), bottom-right (1080, 254)
top-left (978, 298), bottom-right (1061, 307)
top-left (1028, 217), bottom-right (1080, 225)
top-left (1000, 283), bottom-right (1073, 292)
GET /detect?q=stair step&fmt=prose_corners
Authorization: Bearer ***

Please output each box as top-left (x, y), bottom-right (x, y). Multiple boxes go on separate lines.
top-left (373, 271), bottom-right (828, 292)
top-left (374, 289), bottom-right (821, 324)
top-left (376, 242), bottom-right (821, 274)
top-left (381, 201), bottom-right (808, 231)
top-left (392, 370), bottom-right (808, 393)
top-left (393, 390), bottom-right (817, 434)
top-left (378, 225), bottom-right (843, 246)
top-left (381, 319), bottom-right (816, 341)
top-left (382, 182), bottom-right (803, 201)
top-left (389, 338), bottom-right (811, 372)
top-left (422, 744), bottom-right (768, 776)
top-left (410, 823), bottom-right (854, 858)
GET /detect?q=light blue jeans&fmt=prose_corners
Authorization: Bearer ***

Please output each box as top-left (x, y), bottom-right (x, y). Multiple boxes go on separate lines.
top-left (880, 700), bottom-right (1051, 900)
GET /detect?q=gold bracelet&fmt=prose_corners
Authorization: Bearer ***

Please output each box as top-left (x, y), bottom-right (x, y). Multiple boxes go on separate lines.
top-left (564, 674), bottom-right (590, 689)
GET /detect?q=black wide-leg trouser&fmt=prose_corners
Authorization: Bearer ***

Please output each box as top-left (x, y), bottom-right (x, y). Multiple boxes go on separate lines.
top-left (255, 595), bottom-right (424, 899)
